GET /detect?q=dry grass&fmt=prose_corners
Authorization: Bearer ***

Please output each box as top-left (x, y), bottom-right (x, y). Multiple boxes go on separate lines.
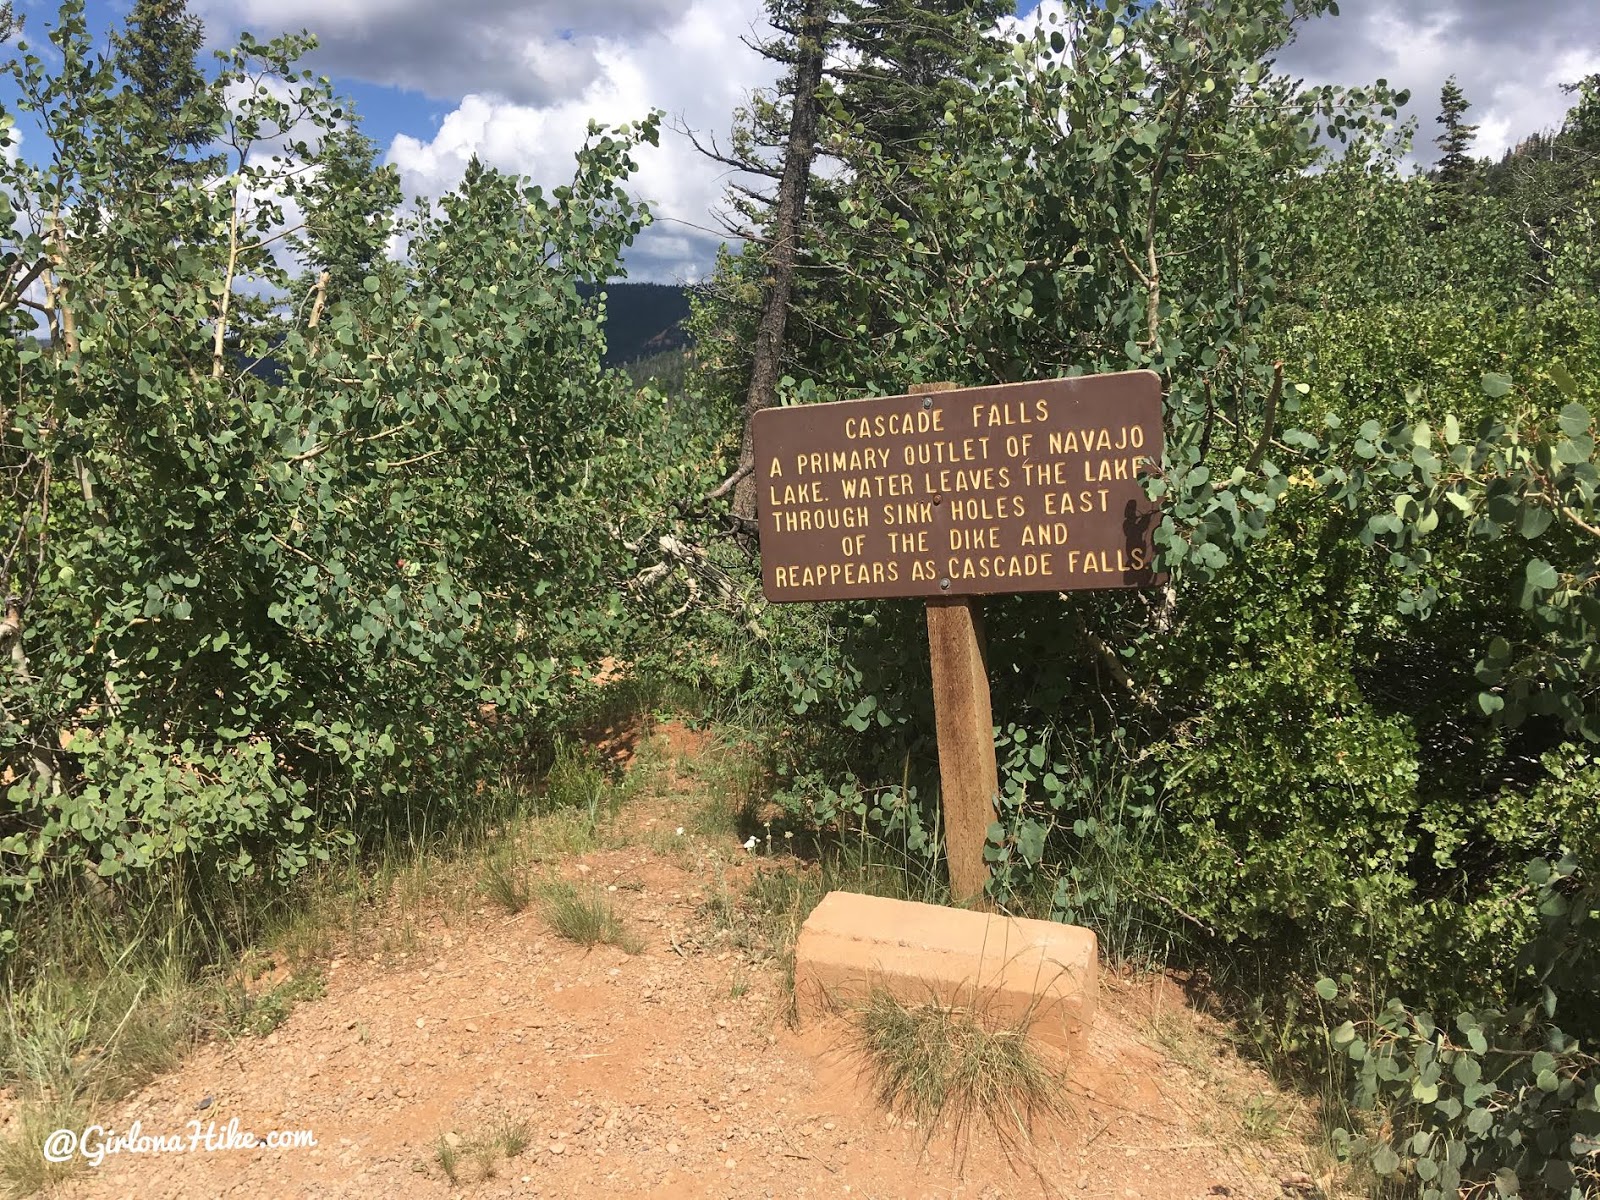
top-left (479, 851), bottom-right (531, 914)
top-left (433, 1133), bottom-right (463, 1185)
top-left (683, 738), bottom-right (766, 839)
top-left (0, 938), bottom-right (209, 1196)
top-left (491, 1114), bottom-right (532, 1158)
top-left (851, 985), bottom-right (1066, 1148)
top-left (432, 1112), bottom-right (530, 1186)
top-left (0, 1100), bottom-right (84, 1197)
top-left (519, 808), bottom-right (609, 861)
top-left (536, 880), bottom-right (645, 954)
top-left (217, 967), bottom-right (326, 1038)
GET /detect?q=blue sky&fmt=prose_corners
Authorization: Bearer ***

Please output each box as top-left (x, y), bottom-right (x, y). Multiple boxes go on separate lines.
top-left (12, 0), bottom-right (1598, 282)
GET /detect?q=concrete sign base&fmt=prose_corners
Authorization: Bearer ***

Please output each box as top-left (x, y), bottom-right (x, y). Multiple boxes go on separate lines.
top-left (794, 891), bottom-right (1098, 1053)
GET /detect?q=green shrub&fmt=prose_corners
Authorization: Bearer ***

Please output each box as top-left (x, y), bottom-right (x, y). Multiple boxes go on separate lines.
top-left (1319, 856), bottom-right (1599, 1199)
top-left (0, 3), bottom-right (667, 945)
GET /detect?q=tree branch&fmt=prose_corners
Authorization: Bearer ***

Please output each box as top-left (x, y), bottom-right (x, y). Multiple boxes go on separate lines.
top-left (1246, 362), bottom-right (1284, 472)
top-left (307, 270), bottom-right (329, 330)
top-left (211, 183), bottom-right (243, 379)
top-left (683, 125), bottom-right (781, 179)
top-left (704, 462), bottom-right (752, 502)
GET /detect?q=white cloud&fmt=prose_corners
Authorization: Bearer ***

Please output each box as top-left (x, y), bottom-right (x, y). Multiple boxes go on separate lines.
top-left (1279, 0), bottom-right (1599, 163)
top-left (197, 0), bottom-right (699, 106)
top-left (202, 0), bottom-right (777, 281)
top-left (382, 0), bottom-right (778, 282)
top-left (995, 0), bottom-right (1069, 44)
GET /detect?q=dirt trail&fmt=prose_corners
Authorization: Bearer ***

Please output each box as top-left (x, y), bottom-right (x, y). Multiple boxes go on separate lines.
top-left (49, 723), bottom-right (1330, 1200)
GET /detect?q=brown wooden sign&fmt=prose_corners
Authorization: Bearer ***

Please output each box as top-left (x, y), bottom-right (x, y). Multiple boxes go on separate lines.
top-left (753, 371), bottom-right (1165, 603)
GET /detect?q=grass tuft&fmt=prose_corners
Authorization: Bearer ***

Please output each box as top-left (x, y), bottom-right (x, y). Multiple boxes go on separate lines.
top-left (471, 1142), bottom-right (499, 1179)
top-left (685, 739), bottom-right (767, 839)
top-left (537, 880), bottom-right (644, 954)
top-left (0, 931), bottom-right (210, 1197)
top-left (218, 967), bottom-right (325, 1038)
top-left (542, 741), bottom-right (613, 818)
top-left (492, 1115), bottom-right (531, 1158)
top-left (852, 985), bottom-right (1066, 1146)
top-left (430, 1112), bottom-right (530, 1186)
top-left (434, 1134), bottom-right (461, 1185)
top-left (0, 1100), bottom-right (85, 1197)
top-left (479, 852), bottom-right (531, 915)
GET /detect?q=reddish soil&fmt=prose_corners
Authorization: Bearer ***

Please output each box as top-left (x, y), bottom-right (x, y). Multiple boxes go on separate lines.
top-left (49, 723), bottom-right (1331, 1200)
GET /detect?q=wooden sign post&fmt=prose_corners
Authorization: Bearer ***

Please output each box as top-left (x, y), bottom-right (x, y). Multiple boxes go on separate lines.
top-left (752, 372), bottom-right (1164, 904)
top-left (912, 382), bottom-right (1000, 903)
top-left (924, 596), bottom-right (1000, 902)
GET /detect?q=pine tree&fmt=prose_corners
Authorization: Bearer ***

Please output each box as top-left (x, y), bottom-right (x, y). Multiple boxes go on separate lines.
top-left (691, 0), bottom-right (1008, 520)
top-left (113, 0), bottom-right (208, 136)
top-left (1434, 75), bottom-right (1480, 190)
top-left (1479, 73), bottom-right (1599, 283)
top-left (828, 0), bottom-right (1010, 161)
top-left (688, 0), bottom-right (833, 525)
top-left (1560, 72), bottom-right (1600, 153)
top-left (290, 122), bottom-right (402, 319)
top-left (106, 0), bottom-right (222, 240)
top-left (792, 0), bottom-right (1006, 388)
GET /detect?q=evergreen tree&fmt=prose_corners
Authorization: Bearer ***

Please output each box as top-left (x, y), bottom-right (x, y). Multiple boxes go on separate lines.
top-left (691, 0), bottom-right (1009, 517)
top-left (1558, 72), bottom-right (1600, 155)
top-left (1434, 75), bottom-right (1480, 190)
top-left (827, 0), bottom-right (1009, 161)
top-left (107, 0), bottom-right (223, 246)
top-left (1480, 73), bottom-right (1600, 286)
top-left (290, 122), bottom-right (402, 318)
top-left (686, 0), bottom-right (833, 524)
top-left (112, 0), bottom-right (218, 161)
top-left (802, 0), bottom-right (1008, 376)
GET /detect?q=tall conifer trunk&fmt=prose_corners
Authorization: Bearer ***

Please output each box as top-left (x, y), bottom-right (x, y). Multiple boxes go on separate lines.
top-left (732, 0), bottom-right (831, 525)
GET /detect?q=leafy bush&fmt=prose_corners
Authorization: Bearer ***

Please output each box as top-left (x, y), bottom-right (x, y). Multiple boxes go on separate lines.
top-left (1318, 856), bottom-right (1598, 1198)
top-left (0, 3), bottom-right (666, 947)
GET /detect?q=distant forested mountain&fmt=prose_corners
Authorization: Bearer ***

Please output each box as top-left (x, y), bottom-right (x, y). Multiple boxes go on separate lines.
top-left (581, 281), bottom-right (691, 365)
